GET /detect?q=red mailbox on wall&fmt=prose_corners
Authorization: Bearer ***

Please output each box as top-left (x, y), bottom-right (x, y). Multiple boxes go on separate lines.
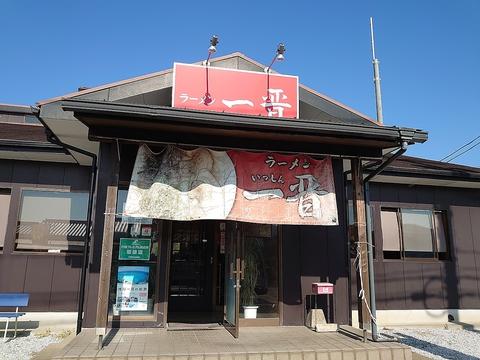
top-left (312, 282), bottom-right (334, 295)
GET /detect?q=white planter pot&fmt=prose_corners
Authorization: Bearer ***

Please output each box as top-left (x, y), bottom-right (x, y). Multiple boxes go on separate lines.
top-left (243, 306), bottom-right (259, 319)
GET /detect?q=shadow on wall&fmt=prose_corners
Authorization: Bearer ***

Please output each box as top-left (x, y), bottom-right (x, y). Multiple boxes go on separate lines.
top-left (351, 267), bottom-right (479, 314)
top-left (282, 222), bottom-right (348, 325)
top-left (351, 185), bottom-right (480, 321)
top-left (363, 182), bottom-right (480, 321)
top-left (0, 320), bottom-right (39, 332)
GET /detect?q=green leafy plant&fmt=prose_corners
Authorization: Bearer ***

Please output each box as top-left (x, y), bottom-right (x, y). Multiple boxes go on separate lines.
top-left (241, 239), bottom-right (260, 306)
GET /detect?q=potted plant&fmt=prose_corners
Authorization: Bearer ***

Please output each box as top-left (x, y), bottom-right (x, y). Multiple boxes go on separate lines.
top-left (241, 240), bottom-right (260, 319)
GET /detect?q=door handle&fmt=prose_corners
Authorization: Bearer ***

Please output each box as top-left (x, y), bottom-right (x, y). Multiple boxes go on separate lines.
top-left (241, 259), bottom-right (245, 280)
top-left (234, 277), bottom-right (241, 289)
top-left (218, 263), bottom-right (222, 304)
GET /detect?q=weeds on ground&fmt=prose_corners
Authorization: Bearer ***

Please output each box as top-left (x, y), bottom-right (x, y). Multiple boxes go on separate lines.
top-left (56, 329), bottom-right (73, 339)
top-left (34, 328), bottom-right (52, 338)
top-left (34, 328), bottom-right (73, 340)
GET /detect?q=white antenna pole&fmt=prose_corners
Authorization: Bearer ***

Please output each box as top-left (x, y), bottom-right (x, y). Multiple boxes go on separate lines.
top-left (370, 17), bottom-right (376, 59)
top-left (370, 17), bottom-right (384, 125)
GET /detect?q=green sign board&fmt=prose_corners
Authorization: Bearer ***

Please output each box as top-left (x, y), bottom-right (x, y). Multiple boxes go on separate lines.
top-left (119, 238), bottom-right (151, 260)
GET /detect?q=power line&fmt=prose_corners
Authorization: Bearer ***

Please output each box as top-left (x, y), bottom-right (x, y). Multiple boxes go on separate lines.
top-left (446, 140), bottom-right (480, 163)
top-left (440, 135), bottom-right (480, 162)
top-left (441, 135), bottom-right (480, 161)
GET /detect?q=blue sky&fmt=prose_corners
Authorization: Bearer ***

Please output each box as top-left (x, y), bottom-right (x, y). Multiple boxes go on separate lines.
top-left (1, 1), bottom-right (479, 166)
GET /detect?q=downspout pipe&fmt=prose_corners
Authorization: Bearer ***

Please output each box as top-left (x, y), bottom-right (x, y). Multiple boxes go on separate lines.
top-left (364, 141), bottom-right (408, 183)
top-left (363, 140), bottom-right (408, 341)
top-left (31, 107), bottom-right (97, 335)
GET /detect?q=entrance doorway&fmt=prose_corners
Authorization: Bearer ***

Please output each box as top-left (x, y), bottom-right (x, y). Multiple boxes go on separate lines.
top-left (167, 221), bottom-right (223, 326)
top-left (166, 220), bottom-right (280, 336)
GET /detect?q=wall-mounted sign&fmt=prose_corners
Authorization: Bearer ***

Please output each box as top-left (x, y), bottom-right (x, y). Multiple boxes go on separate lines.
top-left (141, 225), bottom-right (152, 237)
top-left (119, 238), bottom-right (151, 260)
top-left (115, 266), bottom-right (149, 311)
top-left (125, 145), bottom-right (338, 226)
top-left (172, 63), bottom-right (299, 119)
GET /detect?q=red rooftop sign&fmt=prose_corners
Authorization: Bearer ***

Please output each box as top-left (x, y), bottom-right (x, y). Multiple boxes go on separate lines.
top-left (172, 63), bottom-right (299, 119)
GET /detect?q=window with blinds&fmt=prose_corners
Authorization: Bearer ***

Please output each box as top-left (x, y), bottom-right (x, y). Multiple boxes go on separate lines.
top-left (0, 189), bottom-right (11, 249)
top-left (15, 189), bottom-right (89, 253)
top-left (380, 208), bottom-right (449, 260)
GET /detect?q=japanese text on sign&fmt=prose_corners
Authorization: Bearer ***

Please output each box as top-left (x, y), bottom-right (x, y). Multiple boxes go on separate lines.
top-left (125, 145), bottom-right (338, 226)
top-left (172, 63), bottom-right (299, 119)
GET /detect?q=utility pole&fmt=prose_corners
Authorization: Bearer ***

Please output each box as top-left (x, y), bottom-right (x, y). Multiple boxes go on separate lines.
top-left (370, 17), bottom-right (384, 125)
top-left (365, 16), bottom-right (383, 340)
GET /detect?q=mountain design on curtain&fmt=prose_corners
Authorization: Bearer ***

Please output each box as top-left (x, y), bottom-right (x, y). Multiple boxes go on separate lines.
top-left (124, 145), bottom-right (338, 225)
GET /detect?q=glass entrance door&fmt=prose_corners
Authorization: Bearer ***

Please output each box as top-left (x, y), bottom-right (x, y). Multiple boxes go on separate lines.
top-left (168, 221), bottom-right (214, 317)
top-left (224, 221), bottom-right (240, 337)
top-left (240, 224), bottom-right (279, 323)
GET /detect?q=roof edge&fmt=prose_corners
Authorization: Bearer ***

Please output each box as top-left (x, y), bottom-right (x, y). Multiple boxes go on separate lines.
top-left (61, 99), bottom-right (428, 145)
top-left (230, 52), bottom-right (379, 125)
top-left (373, 155), bottom-right (480, 182)
top-left (398, 155), bottom-right (480, 172)
top-left (0, 103), bottom-right (35, 114)
top-left (299, 84), bottom-right (378, 125)
top-left (36, 68), bottom-right (173, 106)
top-left (36, 52), bottom-right (251, 106)
top-left (36, 52), bottom-right (378, 126)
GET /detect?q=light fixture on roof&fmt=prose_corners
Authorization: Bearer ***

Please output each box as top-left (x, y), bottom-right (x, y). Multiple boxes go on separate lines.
top-left (265, 43), bottom-right (286, 73)
top-left (204, 35), bottom-right (219, 66)
top-left (275, 43), bottom-right (286, 61)
top-left (264, 43), bottom-right (286, 113)
top-left (203, 35), bottom-right (219, 105)
top-left (208, 35), bottom-right (219, 54)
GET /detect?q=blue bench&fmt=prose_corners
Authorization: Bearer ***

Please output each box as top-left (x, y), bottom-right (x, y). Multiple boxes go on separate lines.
top-left (0, 293), bottom-right (29, 340)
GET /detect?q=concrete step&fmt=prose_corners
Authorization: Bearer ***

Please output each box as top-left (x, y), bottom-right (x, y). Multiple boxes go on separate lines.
top-left (34, 327), bottom-right (413, 360)
top-left (44, 345), bottom-right (413, 360)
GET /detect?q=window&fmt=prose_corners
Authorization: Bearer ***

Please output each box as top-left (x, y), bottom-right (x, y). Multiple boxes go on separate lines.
top-left (381, 209), bottom-right (401, 257)
top-left (241, 223), bottom-right (279, 319)
top-left (108, 189), bottom-right (157, 319)
top-left (0, 189), bottom-right (11, 249)
top-left (15, 189), bottom-right (89, 253)
top-left (380, 208), bottom-right (449, 260)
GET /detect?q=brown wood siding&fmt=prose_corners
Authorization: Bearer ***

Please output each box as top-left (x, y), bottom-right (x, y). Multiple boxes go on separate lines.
top-left (282, 159), bottom-right (349, 325)
top-left (83, 143), bottom-right (159, 327)
top-left (281, 225), bottom-right (303, 325)
top-left (470, 207), bottom-right (480, 305)
top-left (351, 182), bottom-right (480, 311)
top-left (157, 220), bottom-right (170, 326)
top-left (0, 159), bottom-right (90, 312)
top-left (0, 123), bottom-right (48, 142)
top-left (82, 142), bottom-right (120, 327)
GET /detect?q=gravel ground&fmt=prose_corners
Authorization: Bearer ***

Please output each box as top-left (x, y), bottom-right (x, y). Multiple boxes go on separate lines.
top-left (0, 332), bottom-right (62, 360)
top-left (382, 328), bottom-right (480, 360)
